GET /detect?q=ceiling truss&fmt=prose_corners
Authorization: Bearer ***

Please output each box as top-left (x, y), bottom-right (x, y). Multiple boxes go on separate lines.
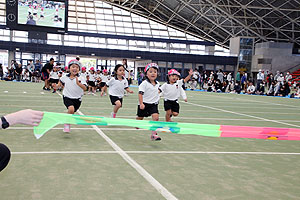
top-left (103, 0), bottom-right (300, 47)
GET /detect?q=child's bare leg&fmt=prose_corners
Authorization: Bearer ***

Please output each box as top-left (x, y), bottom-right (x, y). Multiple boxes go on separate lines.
top-left (151, 113), bottom-right (161, 140)
top-left (165, 109), bottom-right (172, 122)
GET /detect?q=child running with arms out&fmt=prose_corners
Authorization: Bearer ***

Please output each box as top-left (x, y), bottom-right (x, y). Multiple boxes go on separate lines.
top-left (161, 69), bottom-right (193, 122)
top-left (55, 59), bottom-right (87, 132)
top-left (137, 63), bottom-right (161, 141)
top-left (104, 64), bottom-right (133, 118)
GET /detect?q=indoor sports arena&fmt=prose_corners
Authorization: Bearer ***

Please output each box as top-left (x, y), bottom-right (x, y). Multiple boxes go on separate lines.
top-left (0, 0), bottom-right (300, 199)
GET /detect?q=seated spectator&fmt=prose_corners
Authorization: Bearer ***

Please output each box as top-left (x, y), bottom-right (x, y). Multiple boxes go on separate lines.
top-left (278, 81), bottom-right (290, 97)
top-left (233, 82), bottom-right (241, 94)
top-left (189, 78), bottom-right (197, 90)
top-left (274, 81), bottom-right (282, 96)
top-left (221, 81), bottom-right (227, 92)
top-left (294, 84), bottom-right (300, 98)
top-left (256, 82), bottom-right (265, 95)
top-left (214, 80), bottom-right (222, 92)
top-left (202, 80), bottom-right (208, 91)
top-left (247, 81), bottom-right (255, 94)
top-left (207, 82), bottom-right (214, 92)
top-left (267, 81), bottom-right (276, 96)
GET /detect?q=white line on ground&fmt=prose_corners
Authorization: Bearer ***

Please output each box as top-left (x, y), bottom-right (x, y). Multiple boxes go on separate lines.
top-left (11, 151), bottom-right (300, 155)
top-left (200, 93), bottom-right (300, 109)
top-left (56, 92), bottom-right (178, 200)
top-left (181, 101), bottom-right (300, 128)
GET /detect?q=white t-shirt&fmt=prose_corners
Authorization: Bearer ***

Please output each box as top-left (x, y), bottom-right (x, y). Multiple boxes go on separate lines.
top-left (50, 71), bottom-right (59, 79)
top-left (79, 72), bottom-right (87, 82)
top-left (257, 72), bottom-right (264, 80)
top-left (247, 85), bottom-right (255, 93)
top-left (60, 75), bottom-right (87, 99)
top-left (124, 65), bottom-right (132, 79)
top-left (139, 80), bottom-right (160, 104)
top-left (160, 79), bottom-right (184, 101)
top-left (100, 74), bottom-right (110, 83)
top-left (87, 72), bottom-right (96, 82)
top-left (106, 77), bottom-right (128, 98)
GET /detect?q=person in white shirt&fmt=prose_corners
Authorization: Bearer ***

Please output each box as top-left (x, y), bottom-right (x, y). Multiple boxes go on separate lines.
top-left (100, 69), bottom-right (110, 96)
top-left (277, 72), bottom-right (285, 84)
top-left (55, 60), bottom-right (87, 132)
top-left (247, 81), bottom-right (256, 94)
top-left (285, 71), bottom-right (292, 83)
top-left (256, 69), bottom-right (264, 90)
top-left (160, 69), bottom-right (192, 122)
top-left (137, 63), bottom-right (161, 141)
top-left (123, 59), bottom-right (132, 95)
top-left (103, 65), bottom-right (133, 118)
top-left (87, 67), bottom-right (96, 95)
top-left (49, 66), bottom-right (60, 93)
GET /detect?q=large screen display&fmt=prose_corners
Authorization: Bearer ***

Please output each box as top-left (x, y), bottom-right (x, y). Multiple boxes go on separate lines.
top-left (18, 0), bottom-right (66, 29)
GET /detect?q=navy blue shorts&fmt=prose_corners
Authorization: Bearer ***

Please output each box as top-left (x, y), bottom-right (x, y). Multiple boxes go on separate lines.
top-left (137, 103), bottom-right (159, 117)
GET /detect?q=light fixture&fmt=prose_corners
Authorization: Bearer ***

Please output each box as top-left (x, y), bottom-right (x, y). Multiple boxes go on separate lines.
top-left (91, 53), bottom-right (95, 56)
top-left (15, 48), bottom-right (20, 51)
top-left (54, 51), bottom-right (59, 54)
top-left (136, 56), bottom-right (141, 59)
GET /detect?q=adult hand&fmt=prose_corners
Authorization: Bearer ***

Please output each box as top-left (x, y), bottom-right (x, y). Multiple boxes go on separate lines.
top-left (5, 109), bottom-right (44, 126)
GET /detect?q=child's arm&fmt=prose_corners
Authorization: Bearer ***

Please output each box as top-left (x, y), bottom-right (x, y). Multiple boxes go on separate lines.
top-left (125, 88), bottom-right (133, 93)
top-left (183, 69), bottom-right (193, 83)
top-left (138, 93), bottom-right (145, 109)
top-left (76, 77), bottom-right (87, 91)
top-left (180, 87), bottom-right (187, 102)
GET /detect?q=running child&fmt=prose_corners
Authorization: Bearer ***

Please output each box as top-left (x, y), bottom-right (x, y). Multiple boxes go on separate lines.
top-left (104, 64), bottom-right (133, 118)
top-left (55, 59), bottom-right (87, 132)
top-left (136, 63), bottom-right (161, 141)
top-left (100, 69), bottom-right (110, 96)
top-left (87, 67), bottom-right (96, 95)
top-left (49, 66), bottom-right (60, 93)
top-left (160, 69), bottom-right (193, 122)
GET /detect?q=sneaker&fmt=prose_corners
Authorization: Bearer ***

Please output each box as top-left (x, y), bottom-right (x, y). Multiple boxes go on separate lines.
top-left (46, 88), bottom-right (51, 91)
top-left (88, 92), bottom-right (92, 95)
top-left (150, 131), bottom-right (161, 141)
top-left (104, 93), bottom-right (107, 96)
top-left (43, 87), bottom-right (47, 90)
top-left (52, 90), bottom-right (56, 93)
top-left (63, 124), bottom-right (70, 133)
top-left (110, 112), bottom-right (116, 118)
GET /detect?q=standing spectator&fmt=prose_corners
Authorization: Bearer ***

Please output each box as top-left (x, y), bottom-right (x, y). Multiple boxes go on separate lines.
top-left (241, 72), bottom-right (247, 91)
top-left (217, 69), bottom-right (224, 83)
top-left (34, 60), bottom-right (42, 72)
top-left (192, 69), bottom-right (200, 88)
top-left (41, 58), bottom-right (54, 90)
top-left (285, 71), bottom-right (292, 83)
top-left (227, 72), bottom-right (232, 82)
top-left (256, 69), bottom-right (264, 90)
top-left (15, 64), bottom-right (22, 81)
top-left (123, 59), bottom-right (132, 95)
top-left (0, 63), bottom-right (3, 80)
top-left (277, 72), bottom-right (284, 84)
top-left (235, 70), bottom-right (241, 83)
top-left (274, 71), bottom-right (280, 81)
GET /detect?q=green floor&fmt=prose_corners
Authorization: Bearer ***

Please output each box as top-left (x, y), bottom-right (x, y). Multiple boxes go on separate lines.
top-left (0, 81), bottom-right (300, 199)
